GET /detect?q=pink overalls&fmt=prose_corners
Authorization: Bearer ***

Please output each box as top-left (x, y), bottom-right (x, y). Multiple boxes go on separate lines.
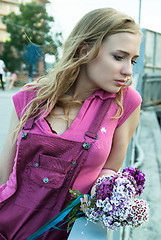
top-left (0, 99), bottom-right (111, 240)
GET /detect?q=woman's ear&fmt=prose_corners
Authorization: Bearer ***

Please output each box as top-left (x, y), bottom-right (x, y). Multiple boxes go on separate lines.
top-left (79, 42), bottom-right (90, 57)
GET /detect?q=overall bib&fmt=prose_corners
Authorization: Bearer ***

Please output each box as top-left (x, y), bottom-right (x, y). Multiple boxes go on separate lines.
top-left (0, 99), bottom-right (111, 240)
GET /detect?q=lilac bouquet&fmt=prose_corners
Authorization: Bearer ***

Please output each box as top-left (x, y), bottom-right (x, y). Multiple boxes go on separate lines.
top-left (81, 167), bottom-right (149, 230)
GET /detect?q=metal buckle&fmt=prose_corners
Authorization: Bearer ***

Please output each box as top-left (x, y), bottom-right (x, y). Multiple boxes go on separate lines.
top-left (83, 131), bottom-right (98, 150)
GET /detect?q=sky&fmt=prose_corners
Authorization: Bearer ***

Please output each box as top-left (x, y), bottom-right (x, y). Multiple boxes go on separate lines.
top-left (47, 0), bottom-right (161, 40)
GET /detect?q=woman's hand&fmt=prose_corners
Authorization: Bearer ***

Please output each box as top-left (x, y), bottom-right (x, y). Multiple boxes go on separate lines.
top-left (90, 185), bottom-right (96, 196)
top-left (80, 194), bottom-right (89, 211)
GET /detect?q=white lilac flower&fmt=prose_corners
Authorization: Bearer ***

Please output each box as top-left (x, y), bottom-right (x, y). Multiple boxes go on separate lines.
top-left (81, 167), bottom-right (149, 230)
top-left (96, 199), bottom-right (104, 208)
top-left (103, 202), bottom-right (113, 212)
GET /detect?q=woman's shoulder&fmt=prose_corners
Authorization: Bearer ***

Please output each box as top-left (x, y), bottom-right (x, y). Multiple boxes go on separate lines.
top-left (117, 87), bottom-right (142, 128)
top-left (12, 85), bottom-right (36, 120)
top-left (123, 86), bottom-right (142, 105)
top-left (13, 85), bottom-right (36, 105)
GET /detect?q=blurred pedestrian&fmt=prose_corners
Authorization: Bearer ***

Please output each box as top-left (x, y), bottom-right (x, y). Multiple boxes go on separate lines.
top-left (9, 72), bottom-right (17, 89)
top-left (0, 59), bottom-right (7, 91)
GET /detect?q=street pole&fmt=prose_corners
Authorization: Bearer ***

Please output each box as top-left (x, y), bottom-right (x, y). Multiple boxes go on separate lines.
top-left (139, 0), bottom-right (142, 25)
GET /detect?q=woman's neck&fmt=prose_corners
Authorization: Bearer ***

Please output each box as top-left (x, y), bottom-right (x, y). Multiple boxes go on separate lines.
top-left (66, 70), bottom-right (100, 101)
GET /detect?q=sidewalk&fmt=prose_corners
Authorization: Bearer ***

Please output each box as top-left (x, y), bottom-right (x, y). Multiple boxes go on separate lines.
top-left (0, 88), bottom-right (20, 152)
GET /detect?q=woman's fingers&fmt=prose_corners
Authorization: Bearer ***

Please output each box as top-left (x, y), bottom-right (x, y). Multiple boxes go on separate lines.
top-left (80, 194), bottom-right (89, 204)
top-left (80, 195), bottom-right (89, 212)
top-left (90, 185), bottom-right (96, 196)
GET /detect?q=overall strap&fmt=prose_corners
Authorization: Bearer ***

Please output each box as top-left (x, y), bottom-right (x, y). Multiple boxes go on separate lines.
top-left (21, 118), bottom-right (35, 140)
top-left (23, 118), bottom-right (35, 130)
top-left (88, 98), bottom-right (112, 135)
top-left (83, 98), bottom-right (113, 150)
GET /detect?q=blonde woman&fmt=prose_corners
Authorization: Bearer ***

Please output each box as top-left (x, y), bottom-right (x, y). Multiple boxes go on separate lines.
top-left (0, 8), bottom-right (142, 240)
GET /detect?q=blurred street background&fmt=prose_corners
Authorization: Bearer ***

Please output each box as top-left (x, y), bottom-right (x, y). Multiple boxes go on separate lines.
top-left (0, 1), bottom-right (161, 240)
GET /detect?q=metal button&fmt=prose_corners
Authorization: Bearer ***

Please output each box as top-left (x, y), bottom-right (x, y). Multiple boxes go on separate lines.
top-left (83, 142), bottom-right (91, 150)
top-left (35, 163), bottom-right (39, 167)
top-left (21, 132), bottom-right (28, 139)
top-left (43, 177), bottom-right (49, 183)
top-left (72, 161), bottom-right (76, 166)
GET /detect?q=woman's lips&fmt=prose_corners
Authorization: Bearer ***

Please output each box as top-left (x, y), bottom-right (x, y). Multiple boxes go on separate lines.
top-left (115, 80), bottom-right (126, 87)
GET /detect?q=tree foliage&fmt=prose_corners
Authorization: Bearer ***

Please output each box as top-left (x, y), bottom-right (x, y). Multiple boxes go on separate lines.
top-left (1, 2), bottom-right (62, 72)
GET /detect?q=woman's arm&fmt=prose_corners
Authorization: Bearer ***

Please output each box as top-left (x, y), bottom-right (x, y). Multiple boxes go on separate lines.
top-left (90, 104), bottom-right (141, 195)
top-left (103, 104), bottom-right (141, 172)
top-left (0, 108), bottom-right (19, 185)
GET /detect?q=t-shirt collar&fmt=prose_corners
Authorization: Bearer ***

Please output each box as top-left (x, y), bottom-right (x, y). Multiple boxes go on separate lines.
top-left (43, 89), bottom-right (116, 118)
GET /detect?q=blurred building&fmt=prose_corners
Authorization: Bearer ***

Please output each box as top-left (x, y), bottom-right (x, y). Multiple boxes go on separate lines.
top-left (0, 0), bottom-right (50, 43)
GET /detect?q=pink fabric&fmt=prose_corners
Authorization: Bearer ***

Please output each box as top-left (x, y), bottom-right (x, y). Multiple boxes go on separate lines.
top-left (0, 87), bottom-right (142, 203)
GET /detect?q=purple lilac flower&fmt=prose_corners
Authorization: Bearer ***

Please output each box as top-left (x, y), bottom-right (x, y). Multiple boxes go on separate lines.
top-left (81, 167), bottom-right (149, 230)
top-left (122, 167), bottom-right (146, 195)
top-left (95, 176), bottom-right (114, 200)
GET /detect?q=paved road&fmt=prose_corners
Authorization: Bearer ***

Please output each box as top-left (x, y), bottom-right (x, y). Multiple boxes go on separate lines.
top-left (0, 88), bottom-right (20, 152)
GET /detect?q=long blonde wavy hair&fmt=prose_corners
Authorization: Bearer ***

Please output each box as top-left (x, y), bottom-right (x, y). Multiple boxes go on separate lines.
top-left (15, 8), bottom-right (142, 138)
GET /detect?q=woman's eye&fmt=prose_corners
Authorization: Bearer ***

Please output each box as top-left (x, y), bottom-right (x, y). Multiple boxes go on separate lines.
top-left (131, 60), bottom-right (137, 65)
top-left (113, 55), bottom-right (124, 61)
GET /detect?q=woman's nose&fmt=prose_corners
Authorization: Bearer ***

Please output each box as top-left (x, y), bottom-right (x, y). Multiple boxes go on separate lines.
top-left (121, 61), bottom-right (133, 77)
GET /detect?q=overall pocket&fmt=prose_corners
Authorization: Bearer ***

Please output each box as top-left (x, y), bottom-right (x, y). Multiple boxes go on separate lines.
top-left (29, 154), bottom-right (72, 188)
top-left (15, 154), bottom-right (73, 210)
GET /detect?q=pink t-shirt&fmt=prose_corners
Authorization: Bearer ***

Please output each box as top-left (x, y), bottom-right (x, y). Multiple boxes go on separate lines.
top-left (0, 87), bottom-right (142, 202)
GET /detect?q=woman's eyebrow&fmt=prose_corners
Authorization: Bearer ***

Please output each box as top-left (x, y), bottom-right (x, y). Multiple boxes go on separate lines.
top-left (116, 50), bottom-right (139, 58)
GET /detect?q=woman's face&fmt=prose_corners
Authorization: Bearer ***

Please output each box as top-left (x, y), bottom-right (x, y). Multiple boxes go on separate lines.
top-left (82, 32), bottom-right (141, 94)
